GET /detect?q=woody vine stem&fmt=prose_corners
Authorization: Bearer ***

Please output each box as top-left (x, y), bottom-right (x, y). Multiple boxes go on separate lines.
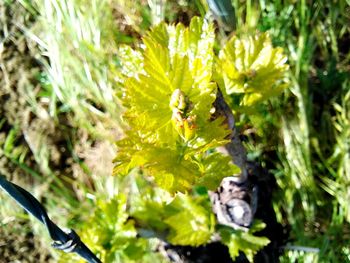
top-left (210, 88), bottom-right (257, 231)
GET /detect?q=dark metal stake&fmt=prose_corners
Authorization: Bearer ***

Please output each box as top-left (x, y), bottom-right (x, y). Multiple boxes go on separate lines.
top-left (0, 175), bottom-right (102, 263)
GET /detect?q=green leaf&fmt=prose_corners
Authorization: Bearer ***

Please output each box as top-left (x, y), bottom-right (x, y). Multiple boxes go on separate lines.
top-left (217, 32), bottom-right (289, 107)
top-left (164, 194), bottom-right (215, 246)
top-left (143, 27), bottom-right (172, 91)
top-left (78, 195), bottom-right (137, 261)
top-left (220, 221), bottom-right (270, 262)
top-left (127, 175), bottom-right (216, 247)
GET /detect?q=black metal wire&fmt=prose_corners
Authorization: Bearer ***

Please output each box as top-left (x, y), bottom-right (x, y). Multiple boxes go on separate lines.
top-left (0, 175), bottom-right (102, 263)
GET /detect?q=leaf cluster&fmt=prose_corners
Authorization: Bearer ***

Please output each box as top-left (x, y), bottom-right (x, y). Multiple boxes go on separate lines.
top-left (114, 17), bottom-right (239, 193)
top-left (216, 32), bottom-right (289, 108)
top-left (110, 16), bottom-right (289, 261)
top-left (130, 178), bottom-right (216, 247)
top-left (70, 193), bottom-right (164, 263)
top-left (76, 174), bottom-right (270, 262)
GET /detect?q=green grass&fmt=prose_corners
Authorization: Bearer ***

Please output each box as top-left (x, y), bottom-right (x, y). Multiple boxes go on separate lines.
top-left (0, 1), bottom-right (121, 260)
top-left (231, 0), bottom-right (350, 261)
top-left (26, 0), bottom-right (122, 138)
